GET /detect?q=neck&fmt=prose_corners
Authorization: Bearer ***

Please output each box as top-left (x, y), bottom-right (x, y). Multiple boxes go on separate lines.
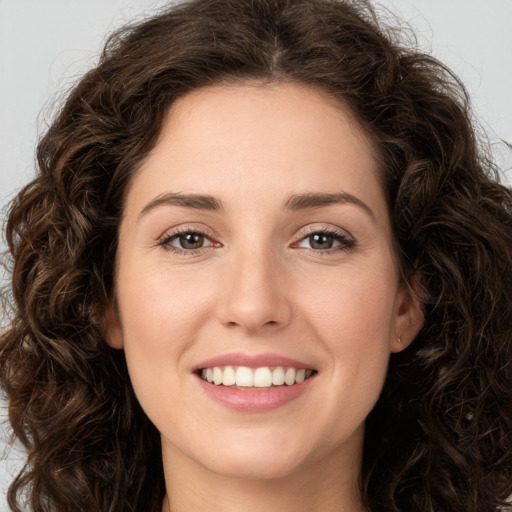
top-left (161, 437), bottom-right (366, 512)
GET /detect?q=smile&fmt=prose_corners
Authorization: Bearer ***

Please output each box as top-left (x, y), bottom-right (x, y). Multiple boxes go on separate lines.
top-left (200, 365), bottom-right (315, 389)
top-left (194, 354), bottom-right (318, 411)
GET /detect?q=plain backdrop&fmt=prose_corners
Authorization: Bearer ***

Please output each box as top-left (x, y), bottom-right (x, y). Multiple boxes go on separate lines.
top-left (1, 0), bottom-right (511, 509)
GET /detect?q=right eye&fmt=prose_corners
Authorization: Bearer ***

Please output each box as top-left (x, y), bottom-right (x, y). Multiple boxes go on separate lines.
top-left (159, 230), bottom-right (215, 253)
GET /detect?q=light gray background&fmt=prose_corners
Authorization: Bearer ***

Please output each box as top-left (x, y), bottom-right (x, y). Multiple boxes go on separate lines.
top-left (1, 1), bottom-right (511, 509)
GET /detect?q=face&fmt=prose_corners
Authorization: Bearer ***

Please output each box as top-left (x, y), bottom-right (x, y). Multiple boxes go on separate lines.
top-left (107, 83), bottom-right (422, 484)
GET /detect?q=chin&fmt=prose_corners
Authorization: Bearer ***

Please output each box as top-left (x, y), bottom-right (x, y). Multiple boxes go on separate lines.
top-left (206, 449), bottom-right (311, 481)
top-left (186, 427), bottom-right (318, 481)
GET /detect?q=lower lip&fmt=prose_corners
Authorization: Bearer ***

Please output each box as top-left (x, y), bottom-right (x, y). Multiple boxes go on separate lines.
top-left (196, 374), bottom-right (315, 412)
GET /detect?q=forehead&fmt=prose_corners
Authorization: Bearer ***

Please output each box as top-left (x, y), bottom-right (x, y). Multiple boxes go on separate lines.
top-left (125, 82), bottom-right (385, 219)
top-left (163, 81), bottom-right (376, 161)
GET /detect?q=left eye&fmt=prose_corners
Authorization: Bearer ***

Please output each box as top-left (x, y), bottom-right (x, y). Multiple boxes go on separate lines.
top-left (163, 232), bottom-right (213, 250)
top-left (296, 231), bottom-right (352, 250)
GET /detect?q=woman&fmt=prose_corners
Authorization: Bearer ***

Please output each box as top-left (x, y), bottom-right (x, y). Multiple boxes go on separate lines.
top-left (1, 0), bottom-right (511, 510)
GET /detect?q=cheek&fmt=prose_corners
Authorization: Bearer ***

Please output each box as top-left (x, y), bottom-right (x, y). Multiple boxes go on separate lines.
top-left (317, 289), bottom-right (393, 382)
top-left (114, 268), bottom-right (213, 401)
top-left (304, 261), bottom-right (397, 344)
top-left (300, 264), bottom-right (396, 408)
top-left (118, 262), bottom-right (214, 338)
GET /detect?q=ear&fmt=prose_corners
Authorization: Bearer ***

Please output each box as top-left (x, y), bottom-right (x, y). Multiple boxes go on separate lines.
top-left (103, 301), bottom-right (124, 350)
top-left (390, 275), bottom-right (424, 353)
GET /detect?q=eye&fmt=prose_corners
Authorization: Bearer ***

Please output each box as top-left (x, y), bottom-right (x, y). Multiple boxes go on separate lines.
top-left (295, 229), bottom-right (355, 252)
top-left (159, 230), bottom-right (215, 252)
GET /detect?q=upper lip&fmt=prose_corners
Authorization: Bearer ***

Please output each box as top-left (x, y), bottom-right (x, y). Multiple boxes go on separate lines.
top-left (193, 352), bottom-right (316, 371)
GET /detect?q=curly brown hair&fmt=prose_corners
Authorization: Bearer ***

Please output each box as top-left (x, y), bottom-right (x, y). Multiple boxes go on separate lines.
top-left (1, 0), bottom-right (511, 510)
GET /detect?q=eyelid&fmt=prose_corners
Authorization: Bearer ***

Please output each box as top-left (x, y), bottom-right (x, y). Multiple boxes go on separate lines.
top-left (156, 223), bottom-right (356, 255)
top-left (157, 224), bottom-right (221, 253)
top-left (291, 225), bottom-right (356, 252)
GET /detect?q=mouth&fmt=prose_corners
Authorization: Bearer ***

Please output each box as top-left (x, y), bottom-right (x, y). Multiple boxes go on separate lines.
top-left (197, 365), bottom-right (317, 390)
top-left (194, 355), bottom-right (318, 411)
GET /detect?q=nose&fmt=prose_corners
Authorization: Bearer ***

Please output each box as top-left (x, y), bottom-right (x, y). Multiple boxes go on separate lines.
top-left (216, 247), bottom-right (293, 333)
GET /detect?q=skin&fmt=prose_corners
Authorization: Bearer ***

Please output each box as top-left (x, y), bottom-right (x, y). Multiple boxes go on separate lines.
top-left (106, 82), bottom-right (423, 512)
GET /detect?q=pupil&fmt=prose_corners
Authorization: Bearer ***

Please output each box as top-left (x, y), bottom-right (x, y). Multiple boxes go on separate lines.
top-left (311, 233), bottom-right (333, 249)
top-left (180, 233), bottom-right (204, 249)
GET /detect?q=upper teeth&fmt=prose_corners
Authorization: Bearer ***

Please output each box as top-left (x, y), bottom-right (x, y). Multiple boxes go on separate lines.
top-left (201, 366), bottom-right (313, 388)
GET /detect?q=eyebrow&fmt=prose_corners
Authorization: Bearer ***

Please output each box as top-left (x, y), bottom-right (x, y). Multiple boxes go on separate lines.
top-left (139, 192), bottom-right (223, 217)
top-left (284, 192), bottom-right (376, 222)
top-left (139, 191), bottom-right (375, 222)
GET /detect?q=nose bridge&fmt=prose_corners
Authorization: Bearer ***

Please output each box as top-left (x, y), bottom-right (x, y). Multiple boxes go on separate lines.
top-left (217, 239), bottom-right (292, 332)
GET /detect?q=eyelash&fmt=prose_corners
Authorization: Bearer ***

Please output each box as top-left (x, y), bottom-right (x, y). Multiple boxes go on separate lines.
top-left (293, 227), bottom-right (356, 254)
top-left (158, 227), bottom-right (217, 256)
top-left (158, 226), bottom-right (356, 255)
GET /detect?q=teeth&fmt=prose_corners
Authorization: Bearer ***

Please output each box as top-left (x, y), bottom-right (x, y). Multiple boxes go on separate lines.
top-left (200, 365), bottom-right (314, 388)
top-left (272, 366), bottom-right (285, 385)
top-left (222, 365), bottom-right (236, 386)
top-left (213, 367), bottom-right (223, 385)
top-left (284, 367), bottom-right (296, 386)
top-left (254, 367), bottom-right (272, 387)
top-left (295, 369), bottom-right (306, 383)
top-left (236, 366), bottom-right (253, 387)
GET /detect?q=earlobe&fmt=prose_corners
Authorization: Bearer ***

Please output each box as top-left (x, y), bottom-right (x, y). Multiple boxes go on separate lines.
top-left (391, 278), bottom-right (425, 353)
top-left (103, 303), bottom-right (124, 349)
